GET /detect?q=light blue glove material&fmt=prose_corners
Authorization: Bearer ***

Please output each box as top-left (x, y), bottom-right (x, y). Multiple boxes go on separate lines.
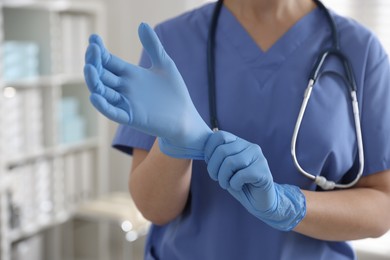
top-left (84, 23), bottom-right (212, 159)
top-left (204, 131), bottom-right (306, 231)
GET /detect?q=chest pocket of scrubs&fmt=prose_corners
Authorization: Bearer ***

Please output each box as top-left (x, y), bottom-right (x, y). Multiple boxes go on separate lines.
top-left (295, 70), bottom-right (357, 183)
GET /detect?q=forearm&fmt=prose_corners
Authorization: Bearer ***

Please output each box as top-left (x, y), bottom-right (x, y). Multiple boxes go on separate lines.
top-left (294, 186), bottom-right (390, 241)
top-left (129, 140), bottom-right (192, 225)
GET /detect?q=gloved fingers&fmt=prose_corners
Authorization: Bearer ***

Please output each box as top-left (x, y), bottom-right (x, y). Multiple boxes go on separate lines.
top-left (231, 164), bottom-right (277, 213)
top-left (229, 166), bottom-right (261, 191)
top-left (84, 64), bottom-right (106, 94)
top-left (89, 34), bottom-right (105, 47)
top-left (98, 84), bottom-right (124, 105)
top-left (229, 146), bottom-right (269, 191)
top-left (89, 33), bottom-right (134, 77)
top-left (85, 43), bottom-right (103, 73)
top-left (217, 145), bottom-right (256, 190)
top-left (208, 142), bottom-right (250, 188)
top-left (84, 64), bottom-right (126, 106)
top-left (104, 52), bottom-right (135, 77)
top-left (99, 68), bottom-right (122, 88)
top-left (204, 130), bottom-right (237, 163)
top-left (88, 34), bottom-right (111, 68)
top-left (138, 22), bottom-right (172, 68)
top-left (85, 44), bottom-right (123, 88)
top-left (90, 93), bottom-right (130, 124)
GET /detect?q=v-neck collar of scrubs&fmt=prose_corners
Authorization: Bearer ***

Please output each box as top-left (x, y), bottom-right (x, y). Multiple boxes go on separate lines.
top-left (217, 5), bottom-right (323, 69)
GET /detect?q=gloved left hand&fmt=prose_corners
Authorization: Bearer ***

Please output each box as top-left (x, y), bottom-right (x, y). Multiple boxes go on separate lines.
top-left (204, 131), bottom-right (306, 231)
top-left (83, 23), bottom-right (212, 159)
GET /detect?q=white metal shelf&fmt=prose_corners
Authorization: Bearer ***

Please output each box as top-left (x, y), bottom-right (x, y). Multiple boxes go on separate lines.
top-left (1, 74), bottom-right (86, 89)
top-left (1, 75), bottom-right (53, 88)
top-left (0, 1), bottom-right (108, 259)
top-left (4, 137), bottom-right (99, 167)
top-left (56, 137), bottom-right (100, 154)
top-left (10, 215), bottom-right (55, 242)
top-left (1, 0), bottom-right (104, 13)
top-left (9, 209), bottom-right (76, 243)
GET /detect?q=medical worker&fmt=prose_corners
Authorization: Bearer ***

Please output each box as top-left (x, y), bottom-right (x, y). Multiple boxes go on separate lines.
top-left (84, 0), bottom-right (390, 259)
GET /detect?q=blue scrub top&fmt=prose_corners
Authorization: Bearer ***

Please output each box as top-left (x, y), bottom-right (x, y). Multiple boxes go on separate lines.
top-left (113, 3), bottom-right (390, 260)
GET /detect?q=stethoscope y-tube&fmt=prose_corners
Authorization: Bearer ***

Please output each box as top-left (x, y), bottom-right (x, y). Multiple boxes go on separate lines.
top-left (207, 0), bottom-right (364, 190)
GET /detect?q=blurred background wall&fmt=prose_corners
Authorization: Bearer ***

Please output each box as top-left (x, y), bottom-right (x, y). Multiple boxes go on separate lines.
top-left (0, 1), bottom-right (389, 260)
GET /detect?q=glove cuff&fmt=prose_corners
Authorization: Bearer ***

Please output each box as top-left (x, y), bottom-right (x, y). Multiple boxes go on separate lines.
top-left (158, 137), bottom-right (206, 160)
top-left (261, 184), bottom-right (307, 232)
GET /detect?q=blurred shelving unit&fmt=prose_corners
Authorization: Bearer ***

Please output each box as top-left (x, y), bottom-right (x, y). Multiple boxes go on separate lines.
top-left (0, 1), bottom-right (117, 259)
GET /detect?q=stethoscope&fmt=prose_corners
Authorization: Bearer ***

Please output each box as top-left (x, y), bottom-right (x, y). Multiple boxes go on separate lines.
top-left (207, 0), bottom-right (364, 190)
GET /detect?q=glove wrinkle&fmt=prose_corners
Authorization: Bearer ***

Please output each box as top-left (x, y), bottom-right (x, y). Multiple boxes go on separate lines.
top-left (205, 131), bottom-right (307, 232)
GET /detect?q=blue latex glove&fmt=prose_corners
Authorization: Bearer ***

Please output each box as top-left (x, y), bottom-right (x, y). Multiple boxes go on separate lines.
top-left (204, 131), bottom-right (306, 231)
top-left (84, 23), bottom-right (212, 159)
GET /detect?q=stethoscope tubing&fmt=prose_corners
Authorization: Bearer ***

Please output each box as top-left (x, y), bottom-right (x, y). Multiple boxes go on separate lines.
top-left (290, 78), bottom-right (364, 190)
top-left (207, 0), bottom-right (223, 132)
top-left (207, 0), bottom-right (365, 190)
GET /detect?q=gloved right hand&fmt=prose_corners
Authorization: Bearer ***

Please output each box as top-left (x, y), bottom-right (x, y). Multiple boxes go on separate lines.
top-left (84, 23), bottom-right (212, 159)
top-left (204, 131), bottom-right (306, 231)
